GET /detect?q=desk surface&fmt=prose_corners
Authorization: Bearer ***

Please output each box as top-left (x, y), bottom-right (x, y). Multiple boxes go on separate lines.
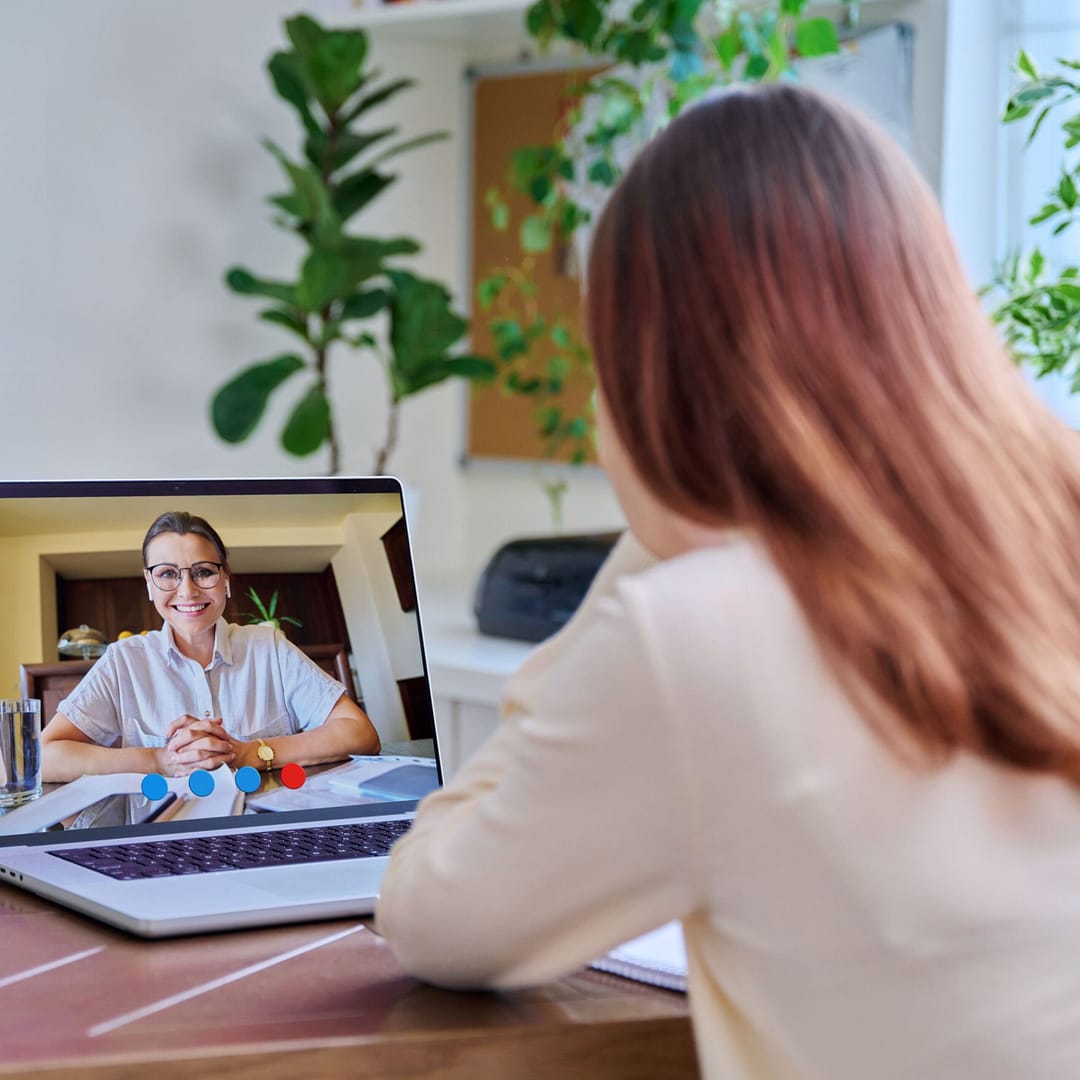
top-left (0, 883), bottom-right (697, 1079)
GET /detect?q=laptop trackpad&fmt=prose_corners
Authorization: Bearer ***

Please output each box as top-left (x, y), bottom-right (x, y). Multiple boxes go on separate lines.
top-left (248, 861), bottom-right (386, 903)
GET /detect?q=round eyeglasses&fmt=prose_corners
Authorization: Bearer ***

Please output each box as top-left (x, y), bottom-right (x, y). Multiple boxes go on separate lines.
top-left (145, 562), bottom-right (225, 592)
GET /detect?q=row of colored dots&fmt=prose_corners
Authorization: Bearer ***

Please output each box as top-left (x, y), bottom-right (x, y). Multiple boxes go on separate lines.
top-left (140, 763), bottom-right (307, 801)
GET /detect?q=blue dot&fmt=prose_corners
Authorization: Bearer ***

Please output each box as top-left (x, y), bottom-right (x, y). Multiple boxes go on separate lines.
top-left (188, 770), bottom-right (215, 798)
top-left (141, 773), bottom-right (168, 801)
top-left (235, 766), bottom-right (261, 793)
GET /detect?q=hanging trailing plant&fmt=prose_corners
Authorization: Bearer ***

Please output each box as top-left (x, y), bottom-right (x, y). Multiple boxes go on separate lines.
top-left (476, 0), bottom-right (859, 468)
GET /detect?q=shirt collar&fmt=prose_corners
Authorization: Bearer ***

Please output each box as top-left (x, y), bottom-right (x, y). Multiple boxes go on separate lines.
top-left (163, 618), bottom-right (233, 669)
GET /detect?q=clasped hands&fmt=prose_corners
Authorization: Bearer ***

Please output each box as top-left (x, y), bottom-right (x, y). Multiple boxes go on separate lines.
top-left (155, 715), bottom-right (255, 777)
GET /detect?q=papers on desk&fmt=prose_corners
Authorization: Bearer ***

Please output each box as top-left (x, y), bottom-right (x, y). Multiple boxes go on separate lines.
top-left (0, 765), bottom-right (238, 835)
top-left (244, 756), bottom-right (435, 813)
top-left (590, 922), bottom-right (688, 993)
top-left (329, 756), bottom-right (437, 799)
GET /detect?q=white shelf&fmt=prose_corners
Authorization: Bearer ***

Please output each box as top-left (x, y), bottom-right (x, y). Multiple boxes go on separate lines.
top-left (349, 0), bottom-right (533, 48)
top-left (343, 0), bottom-right (908, 53)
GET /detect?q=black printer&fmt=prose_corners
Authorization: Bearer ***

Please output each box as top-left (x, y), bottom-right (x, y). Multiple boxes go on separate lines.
top-left (473, 531), bottom-right (622, 643)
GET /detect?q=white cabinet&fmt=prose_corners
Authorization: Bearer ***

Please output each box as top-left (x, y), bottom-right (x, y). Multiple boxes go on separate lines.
top-left (420, 590), bottom-right (533, 778)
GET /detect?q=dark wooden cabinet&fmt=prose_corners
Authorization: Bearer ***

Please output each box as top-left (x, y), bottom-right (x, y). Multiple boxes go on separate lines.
top-left (17, 660), bottom-right (92, 727)
top-left (380, 517), bottom-right (417, 613)
top-left (55, 567), bottom-right (350, 657)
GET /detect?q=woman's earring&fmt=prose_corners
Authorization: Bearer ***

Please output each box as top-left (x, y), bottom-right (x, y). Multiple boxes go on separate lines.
top-left (226, 581), bottom-right (231, 599)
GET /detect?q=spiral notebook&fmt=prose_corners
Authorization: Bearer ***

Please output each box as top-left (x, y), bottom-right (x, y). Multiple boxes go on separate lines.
top-left (591, 921), bottom-right (688, 992)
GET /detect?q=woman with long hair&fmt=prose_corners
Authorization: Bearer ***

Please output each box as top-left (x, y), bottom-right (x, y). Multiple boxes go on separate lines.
top-left (377, 85), bottom-right (1080, 1075)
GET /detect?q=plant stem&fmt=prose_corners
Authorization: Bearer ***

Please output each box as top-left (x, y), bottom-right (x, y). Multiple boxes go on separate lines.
top-left (375, 392), bottom-right (400, 476)
top-left (318, 112), bottom-right (343, 476)
top-left (315, 339), bottom-right (341, 474)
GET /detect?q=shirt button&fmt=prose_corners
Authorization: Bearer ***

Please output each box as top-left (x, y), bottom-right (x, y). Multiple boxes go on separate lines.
top-left (204, 710), bottom-right (211, 718)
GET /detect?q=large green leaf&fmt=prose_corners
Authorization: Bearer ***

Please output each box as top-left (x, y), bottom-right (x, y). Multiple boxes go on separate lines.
top-left (262, 139), bottom-right (336, 229)
top-left (303, 127), bottom-right (398, 174)
top-left (268, 191), bottom-right (305, 218)
top-left (368, 131), bottom-right (449, 168)
top-left (281, 383), bottom-right (332, 456)
top-left (390, 362), bottom-right (451, 399)
top-left (225, 267), bottom-right (298, 306)
top-left (333, 170), bottom-right (396, 222)
top-left (795, 17), bottom-right (839, 58)
top-left (297, 250), bottom-right (358, 311)
top-left (341, 77), bottom-right (415, 124)
top-left (341, 288), bottom-right (390, 320)
top-left (392, 356), bottom-right (494, 398)
top-left (388, 270), bottom-right (469, 389)
top-left (258, 307), bottom-right (309, 342)
top-left (267, 51), bottom-right (319, 137)
top-left (211, 355), bottom-right (305, 443)
top-left (446, 354), bottom-right (496, 380)
top-left (286, 15), bottom-right (369, 116)
top-left (284, 14), bottom-right (324, 57)
top-left (340, 236), bottom-right (421, 261)
top-left (297, 237), bottom-right (418, 311)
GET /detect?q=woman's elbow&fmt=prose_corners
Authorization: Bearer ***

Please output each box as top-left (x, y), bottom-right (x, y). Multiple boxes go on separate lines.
top-left (41, 742), bottom-right (72, 784)
top-left (352, 714), bottom-right (380, 755)
top-left (376, 913), bottom-right (517, 990)
top-left (365, 724), bottom-right (381, 755)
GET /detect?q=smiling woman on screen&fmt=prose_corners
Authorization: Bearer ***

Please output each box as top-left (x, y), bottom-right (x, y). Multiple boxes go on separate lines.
top-left (41, 511), bottom-right (379, 781)
top-left (375, 84), bottom-right (1080, 1078)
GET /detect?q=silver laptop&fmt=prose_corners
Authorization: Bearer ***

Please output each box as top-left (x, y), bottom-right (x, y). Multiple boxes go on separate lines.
top-left (0, 477), bottom-right (442, 937)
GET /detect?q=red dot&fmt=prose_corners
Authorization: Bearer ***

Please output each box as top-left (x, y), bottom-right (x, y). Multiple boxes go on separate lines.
top-left (281, 763), bottom-right (306, 790)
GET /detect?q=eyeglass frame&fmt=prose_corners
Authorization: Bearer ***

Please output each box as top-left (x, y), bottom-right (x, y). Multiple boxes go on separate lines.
top-left (144, 561), bottom-right (227, 592)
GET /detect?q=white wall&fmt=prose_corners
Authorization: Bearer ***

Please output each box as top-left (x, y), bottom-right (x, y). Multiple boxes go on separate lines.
top-left (0, 0), bottom-right (623, 594)
top-left (0, 0), bottom-right (970, 597)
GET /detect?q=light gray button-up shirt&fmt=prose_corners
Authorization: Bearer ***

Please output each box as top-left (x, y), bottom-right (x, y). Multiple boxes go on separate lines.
top-left (58, 619), bottom-right (346, 748)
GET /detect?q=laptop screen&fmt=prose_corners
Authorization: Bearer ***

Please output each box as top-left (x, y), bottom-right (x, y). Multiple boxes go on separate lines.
top-left (0, 477), bottom-right (440, 847)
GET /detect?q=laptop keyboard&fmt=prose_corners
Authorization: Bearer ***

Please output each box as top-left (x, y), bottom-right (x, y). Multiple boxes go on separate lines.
top-left (48, 819), bottom-right (413, 881)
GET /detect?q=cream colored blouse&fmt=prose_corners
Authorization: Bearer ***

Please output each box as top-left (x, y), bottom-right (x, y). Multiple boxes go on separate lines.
top-left (377, 532), bottom-right (1080, 1078)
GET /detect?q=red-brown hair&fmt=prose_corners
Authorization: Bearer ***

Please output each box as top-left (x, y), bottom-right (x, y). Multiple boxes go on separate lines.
top-left (587, 83), bottom-right (1080, 778)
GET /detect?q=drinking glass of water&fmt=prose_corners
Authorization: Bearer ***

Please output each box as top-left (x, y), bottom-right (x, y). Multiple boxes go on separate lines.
top-left (0, 699), bottom-right (42, 810)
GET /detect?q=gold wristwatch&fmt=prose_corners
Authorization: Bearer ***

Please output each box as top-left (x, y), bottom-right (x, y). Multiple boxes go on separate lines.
top-left (256, 738), bottom-right (275, 772)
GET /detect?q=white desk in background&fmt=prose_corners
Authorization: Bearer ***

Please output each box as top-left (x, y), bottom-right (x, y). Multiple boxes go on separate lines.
top-left (419, 590), bottom-right (533, 780)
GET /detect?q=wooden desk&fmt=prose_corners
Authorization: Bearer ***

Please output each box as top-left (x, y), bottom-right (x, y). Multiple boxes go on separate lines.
top-left (0, 883), bottom-right (698, 1078)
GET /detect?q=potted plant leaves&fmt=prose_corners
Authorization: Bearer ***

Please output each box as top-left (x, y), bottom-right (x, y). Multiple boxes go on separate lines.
top-left (212, 14), bottom-right (495, 474)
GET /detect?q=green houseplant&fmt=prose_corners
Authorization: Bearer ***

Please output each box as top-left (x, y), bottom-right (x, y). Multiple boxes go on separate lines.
top-left (212, 15), bottom-right (494, 474)
top-left (242, 586), bottom-right (301, 632)
top-left (985, 50), bottom-right (1080, 385)
top-left (477, 0), bottom-right (860, 472)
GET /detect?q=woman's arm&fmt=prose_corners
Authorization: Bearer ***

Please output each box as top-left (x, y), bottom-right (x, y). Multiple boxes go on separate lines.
top-left (42, 713), bottom-right (238, 781)
top-left (41, 715), bottom-right (162, 781)
top-left (375, 542), bottom-right (699, 991)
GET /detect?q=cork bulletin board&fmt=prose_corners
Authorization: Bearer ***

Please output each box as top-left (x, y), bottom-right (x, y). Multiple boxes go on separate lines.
top-left (466, 63), bottom-right (603, 464)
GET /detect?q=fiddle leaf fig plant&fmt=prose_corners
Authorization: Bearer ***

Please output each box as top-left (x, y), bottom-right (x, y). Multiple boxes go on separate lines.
top-left (213, 15), bottom-right (495, 474)
top-left (985, 51), bottom-right (1080, 384)
top-left (478, 0), bottom-right (859, 466)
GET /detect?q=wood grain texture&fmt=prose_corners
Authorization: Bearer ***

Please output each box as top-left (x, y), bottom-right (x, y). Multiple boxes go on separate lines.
top-left (0, 885), bottom-right (698, 1078)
